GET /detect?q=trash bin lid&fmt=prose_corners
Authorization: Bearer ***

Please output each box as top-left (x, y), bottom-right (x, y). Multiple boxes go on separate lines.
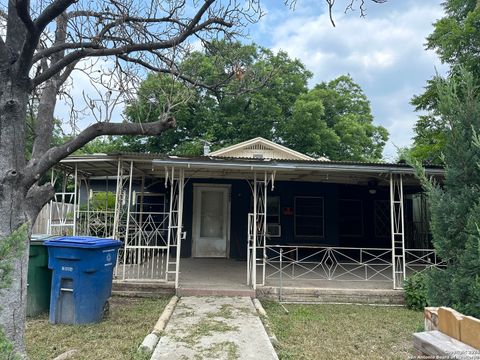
top-left (44, 236), bottom-right (122, 249)
top-left (30, 234), bottom-right (56, 244)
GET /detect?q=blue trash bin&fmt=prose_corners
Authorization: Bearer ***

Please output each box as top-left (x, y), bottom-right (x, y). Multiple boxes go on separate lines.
top-left (45, 236), bottom-right (122, 324)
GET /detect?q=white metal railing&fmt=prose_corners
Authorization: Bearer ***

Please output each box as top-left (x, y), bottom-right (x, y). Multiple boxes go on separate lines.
top-left (121, 211), bottom-right (170, 282)
top-left (266, 245), bottom-right (393, 282)
top-left (76, 209), bottom-right (115, 238)
top-left (266, 245), bottom-right (444, 286)
top-left (405, 248), bottom-right (446, 274)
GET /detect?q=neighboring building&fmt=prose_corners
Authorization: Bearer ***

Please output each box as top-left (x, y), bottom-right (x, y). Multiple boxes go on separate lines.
top-left (45, 137), bottom-right (444, 292)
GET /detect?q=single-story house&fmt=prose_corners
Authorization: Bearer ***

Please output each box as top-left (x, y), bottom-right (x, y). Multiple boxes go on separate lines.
top-left (45, 137), bottom-right (444, 292)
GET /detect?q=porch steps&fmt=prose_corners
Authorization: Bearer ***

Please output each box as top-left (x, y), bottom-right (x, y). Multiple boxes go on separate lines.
top-left (112, 281), bottom-right (175, 297)
top-left (177, 286), bottom-right (256, 298)
top-left (256, 286), bottom-right (405, 305)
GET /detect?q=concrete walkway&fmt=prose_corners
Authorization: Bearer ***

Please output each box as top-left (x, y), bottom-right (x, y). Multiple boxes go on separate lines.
top-left (151, 296), bottom-right (278, 360)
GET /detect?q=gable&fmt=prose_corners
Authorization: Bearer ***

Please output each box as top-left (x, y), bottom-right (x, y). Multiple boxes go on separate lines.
top-left (208, 137), bottom-right (316, 161)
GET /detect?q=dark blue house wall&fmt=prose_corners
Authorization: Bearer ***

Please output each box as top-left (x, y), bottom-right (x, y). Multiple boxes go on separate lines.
top-left (83, 177), bottom-right (422, 260)
top-left (180, 180), bottom-right (396, 260)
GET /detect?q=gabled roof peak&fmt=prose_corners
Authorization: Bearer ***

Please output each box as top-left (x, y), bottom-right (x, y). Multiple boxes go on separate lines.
top-left (208, 137), bottom-right (320, 161)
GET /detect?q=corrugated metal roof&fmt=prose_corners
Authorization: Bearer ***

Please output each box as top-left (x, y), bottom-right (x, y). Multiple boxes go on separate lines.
top-left (62, 152), bottom-right (443, 171)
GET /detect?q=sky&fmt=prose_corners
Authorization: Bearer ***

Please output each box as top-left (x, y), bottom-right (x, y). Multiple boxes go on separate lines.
top-left (246, 0), bottom-right (447, 160)
top-left (54, 0), bottom-right (447, 160)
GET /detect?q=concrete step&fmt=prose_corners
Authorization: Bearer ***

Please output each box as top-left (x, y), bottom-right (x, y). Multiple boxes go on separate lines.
top-left (177, 286), bottom-right (256, 297)
top-left (257, 286), bottom-right (405, 305)
top-left (112, 280), bottom-right (175, 297)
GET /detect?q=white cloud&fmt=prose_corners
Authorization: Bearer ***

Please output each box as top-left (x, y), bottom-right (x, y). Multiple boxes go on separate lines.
top-left (253, 1), bottom-right (448, 159)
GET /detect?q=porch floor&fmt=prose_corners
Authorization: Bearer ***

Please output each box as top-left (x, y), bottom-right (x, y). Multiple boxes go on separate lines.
top-left (179, 258), bottom-right (395, 290)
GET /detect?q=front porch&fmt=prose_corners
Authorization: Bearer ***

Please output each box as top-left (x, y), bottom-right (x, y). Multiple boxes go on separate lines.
top-left (113, 257), bottom-right (409, 303)
top-left (41, 147), bottom-right (444, 295)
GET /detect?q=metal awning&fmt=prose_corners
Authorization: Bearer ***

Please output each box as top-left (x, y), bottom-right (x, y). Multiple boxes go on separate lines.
top-left (58, 153), bottom-right (444, 186)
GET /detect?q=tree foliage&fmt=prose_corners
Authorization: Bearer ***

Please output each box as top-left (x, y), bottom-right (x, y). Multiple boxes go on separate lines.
top-left (410, 70), bottom-right (480, 317)
top-left (410, 0), bottom-right (480, 163)
top-left (280, 75), bottom-right (388, 160)
top-left (120, 44), bottom-right (388, 161)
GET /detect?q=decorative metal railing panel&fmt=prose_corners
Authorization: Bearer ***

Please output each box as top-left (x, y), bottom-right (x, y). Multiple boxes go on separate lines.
top-left (405, 249), bottom-right (446, 274)
top-left (121, 211), bottom-right (169, 282)
top-left (76, 210), bottom-right (115, 238)
top-left (266, 245), bottom-right (393, 282)
top-left (265, 245), bottom-right (444, 287)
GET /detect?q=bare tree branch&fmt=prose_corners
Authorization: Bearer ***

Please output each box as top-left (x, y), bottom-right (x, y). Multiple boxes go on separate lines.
top-left (34, 0), bottom-right (77, 33)
top-left (24, 116), bottom-right (176, 187)
top-left (32, 16), bottom-right (232, 87)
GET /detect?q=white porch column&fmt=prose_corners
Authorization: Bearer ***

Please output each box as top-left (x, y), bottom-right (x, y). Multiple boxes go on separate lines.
top-left (248, 171), bottom-right (269, 290)
top-left (252, 172), bottom-right (257, 289)
top-left (175, 168), bottom-right (185, 289)
top-left (112, 158), bottom-right (123, 239)
top-left (165, 166), bottom-right (186, 288)
top-left (72, 164), bottom-right (78, 236)
top-left (122, 161), bottom-right (134, 280)
top-left (390, 173), bottom-right (406, 289)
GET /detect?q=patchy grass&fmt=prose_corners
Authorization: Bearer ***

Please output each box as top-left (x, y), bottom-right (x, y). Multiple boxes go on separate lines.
top-left (202, 341), bottom-right (239, 360)
top-left (26, 296), bottom-right (170, 360)
top-left (262, 302), bottom-right (423, 360)
top-left (173, 317), bottom-right (239, 346)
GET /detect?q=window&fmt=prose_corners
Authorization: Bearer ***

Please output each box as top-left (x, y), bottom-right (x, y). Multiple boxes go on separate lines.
top-left (374, 200), bottom-right (390, 237)
top-left (267, 196), bottom-right (281, 237)
top-left (295, 196), bottom-right (324, 237)
top-left (339, 199), bottom-right (363, 236)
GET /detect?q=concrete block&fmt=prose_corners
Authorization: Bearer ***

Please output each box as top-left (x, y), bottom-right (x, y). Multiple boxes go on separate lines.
top-left (438, 307), bottom-right (463, 340)
top-left (138, 333), bottom-right (159, 353)
top-left (460, 316), bottom-right (480, 350)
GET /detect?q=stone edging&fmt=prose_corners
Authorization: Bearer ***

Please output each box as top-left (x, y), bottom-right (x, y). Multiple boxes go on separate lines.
top-left (137, 295), bottom-right (179, 355)
top-left (252, 298), bottom-right (279, 348)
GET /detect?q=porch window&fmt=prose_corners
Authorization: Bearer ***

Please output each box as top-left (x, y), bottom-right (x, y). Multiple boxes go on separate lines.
top-left (294, 196), bottom-right (324, 238)
top-left (339, 199), bottom-right (363, 237)
top-left (267, 196), bottom-right (281, 237)
top-left (374, 200), bottom-right (390, 237)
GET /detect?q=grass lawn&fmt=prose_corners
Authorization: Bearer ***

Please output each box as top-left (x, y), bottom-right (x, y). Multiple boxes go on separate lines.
top-left (26, 296), bottom-right (170, 360)
top-left (262, 302), bottom-right (423, 360)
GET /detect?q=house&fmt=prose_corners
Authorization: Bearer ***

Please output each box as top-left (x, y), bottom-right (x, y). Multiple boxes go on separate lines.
top-left (45, 137), bottom-right (444, 296)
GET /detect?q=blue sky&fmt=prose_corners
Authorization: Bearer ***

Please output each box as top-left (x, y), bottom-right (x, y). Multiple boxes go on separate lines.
top-left (244, 0), bottom-right (447, 159)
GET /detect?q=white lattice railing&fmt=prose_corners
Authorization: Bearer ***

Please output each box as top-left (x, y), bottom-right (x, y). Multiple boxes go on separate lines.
top-left (266, 245), bottom-right (393, 282)
top-left (120, 211), bottom-right (170, 281)
top-left (76, 210), bottom-right (115, 238)
top-left (405, 249), bottom-right (446, 274)
top-left (265, 245), bottom-right (444, 284)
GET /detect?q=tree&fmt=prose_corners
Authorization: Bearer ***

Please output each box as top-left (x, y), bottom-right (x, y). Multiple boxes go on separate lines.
top-left (280, 75), bottom-right (388, 160)
top-left (0, 0), bottom-right (387, 356)
top-left (410, 0), bottom-right (480, 163)
top-left (410, 69), bottom-right (480, 317)
top-left (0, 0), bottom-right (264, 355)
top-left (123, 50), bottom-right (387, 161)
top-left (124, 41), bottom-right (312, 155)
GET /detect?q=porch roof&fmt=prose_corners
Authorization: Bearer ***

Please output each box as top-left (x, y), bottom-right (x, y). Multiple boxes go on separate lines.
top-left (59, 153), bottom-right (443, 186)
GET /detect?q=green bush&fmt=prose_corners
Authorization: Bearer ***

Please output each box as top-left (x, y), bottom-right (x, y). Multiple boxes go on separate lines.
top-left (404, 272), bottom-right (428, 311)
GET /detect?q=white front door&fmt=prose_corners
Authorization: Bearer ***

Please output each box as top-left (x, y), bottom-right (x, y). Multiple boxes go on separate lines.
top-left (193, 185), bottom-right (230, 257)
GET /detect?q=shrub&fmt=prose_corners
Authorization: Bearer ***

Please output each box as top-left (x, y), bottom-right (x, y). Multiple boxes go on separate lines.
top-left (404, 272), bottom-right (428, 311)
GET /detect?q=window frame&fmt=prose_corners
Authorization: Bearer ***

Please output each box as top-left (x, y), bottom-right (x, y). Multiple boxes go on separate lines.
top-left (294, 196), bottom-right (325, 238)
top-left (266, 196), bottom-right (281, 237)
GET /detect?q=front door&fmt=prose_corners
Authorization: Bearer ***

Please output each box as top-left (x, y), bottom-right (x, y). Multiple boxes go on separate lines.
top-left (193, 185), bottom-right (230, 257)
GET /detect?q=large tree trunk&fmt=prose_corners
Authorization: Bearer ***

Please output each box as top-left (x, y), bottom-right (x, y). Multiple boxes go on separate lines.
top-left (0, 69), bottom-right (32, 356)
